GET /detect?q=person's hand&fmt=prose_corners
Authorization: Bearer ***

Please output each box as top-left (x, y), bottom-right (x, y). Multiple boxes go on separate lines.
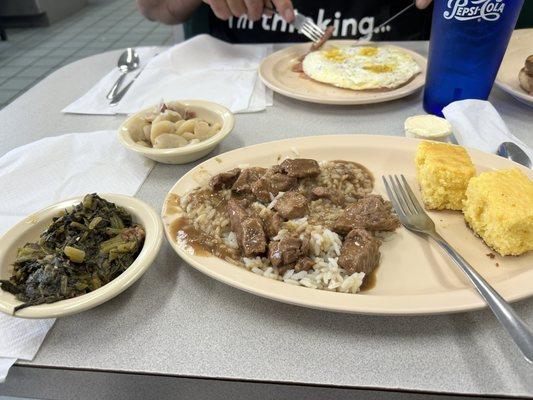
top-left (203, 0), bottom-right (295, 22)
top-left (415, 0), bottom-right (433, 9)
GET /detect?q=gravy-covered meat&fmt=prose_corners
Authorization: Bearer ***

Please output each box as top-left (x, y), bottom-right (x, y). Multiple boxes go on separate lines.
top-left (232, 167), bottom-right (266, 194)
top-left (280, 158), bottom-right (320, 178)
top-left (334, 194), bottom-right (400, 234)
top-left (251, 169), bottom-right (297, 203)
top-left (181, 157), bottom-right (399, 295)
top-left (269, 234), bottom-right (308, 267)
top-left (311, 186), bottom-right (345, 206)
top-left (274, 192), bottom-right (309, 219)
top-left (294, 256), bottom-right (315, 272)
top-left (264, 212), bottom-right (284, 238)
top-left (209, 168), bottom-right (241, 190)
top-left (227, 198), bottom-right (266, 256)
top-left (338, 229), bottom-right (380, 275)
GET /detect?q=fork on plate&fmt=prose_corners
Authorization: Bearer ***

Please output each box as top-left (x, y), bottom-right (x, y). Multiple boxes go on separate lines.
top-left (383, 174), bottom-right (533, 363)
top-left (264, 7), bottom-right (325, 44)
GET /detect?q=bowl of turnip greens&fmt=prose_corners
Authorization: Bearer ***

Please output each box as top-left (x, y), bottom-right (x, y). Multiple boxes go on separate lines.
top-left (0, 193), bottom-right (163, 318)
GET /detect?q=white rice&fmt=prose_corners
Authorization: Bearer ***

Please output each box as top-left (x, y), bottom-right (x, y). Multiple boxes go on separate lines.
top-left (243, 217), bottom-right (365, 294)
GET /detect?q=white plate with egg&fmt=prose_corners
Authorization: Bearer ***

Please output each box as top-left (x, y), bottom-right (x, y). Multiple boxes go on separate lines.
top-left (118, 100), bottom-right (235, 164)
top-left (259, 41), bottom-right (427, 105)
top-left (495, 29), bottom-right (533, 107)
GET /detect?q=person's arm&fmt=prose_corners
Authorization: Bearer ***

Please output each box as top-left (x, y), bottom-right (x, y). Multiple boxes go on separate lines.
top-left (137, 0), bottom-right (202, 24)
top-left (138, 0), bottom-right (294, 25)
top-left (415, 0), bottom-right (432, 9)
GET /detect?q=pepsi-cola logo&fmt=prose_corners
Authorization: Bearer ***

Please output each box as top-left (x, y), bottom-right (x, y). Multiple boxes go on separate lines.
top-left (443, 0), bottom-right (505, 21)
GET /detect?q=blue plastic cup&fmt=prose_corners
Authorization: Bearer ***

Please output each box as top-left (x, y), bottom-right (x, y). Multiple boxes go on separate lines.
top-left (423, 0), bottom-right (525, 116)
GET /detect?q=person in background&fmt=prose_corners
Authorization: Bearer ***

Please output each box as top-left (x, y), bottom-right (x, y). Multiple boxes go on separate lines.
top-left (137, 0), bottom-right (435, 43)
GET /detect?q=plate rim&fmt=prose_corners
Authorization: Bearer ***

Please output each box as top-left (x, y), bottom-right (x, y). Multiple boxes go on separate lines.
top-left (258, 41), bottom-right (428, 105)
top-left (495, 28), bottom-right (533, 106)
top-left (162, 134), bottom-right (533, 315)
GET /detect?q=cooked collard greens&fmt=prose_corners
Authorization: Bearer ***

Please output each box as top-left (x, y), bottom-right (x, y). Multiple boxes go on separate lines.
top-left (0, 194), bottom-right (145, 311)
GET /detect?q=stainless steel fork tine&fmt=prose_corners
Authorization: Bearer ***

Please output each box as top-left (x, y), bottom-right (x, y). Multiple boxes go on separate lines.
top-left (300, 29), bottom-right (320, 43)
top-left (304, 20), bottom-right (325, 36)
top-left (302, 26), bottom-right (322, 40)
top-left (300, 24), bottom-right (321, 38)
top-left (382, 176), bottom-right (406, 217)
top-left (390, 175), bottom-right (412, 215)
top-left (300, 26), bottom-right (321, 42)
top-left (394, 175), bottom-right (416, 215)
top-left (400, 175), bottom-right (425, 213)
top-left (300, 26), bottom-right (320, 39)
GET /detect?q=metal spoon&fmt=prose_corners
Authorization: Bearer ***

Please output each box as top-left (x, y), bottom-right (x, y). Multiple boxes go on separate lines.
top-left (106, 48), bottom-right (139, 100)
top-left (497, 142), bottom-right (532, 168)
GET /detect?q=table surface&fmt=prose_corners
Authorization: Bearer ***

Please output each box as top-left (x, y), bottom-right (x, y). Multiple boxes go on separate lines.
top-left (1, 41), bottom-right (533, 398)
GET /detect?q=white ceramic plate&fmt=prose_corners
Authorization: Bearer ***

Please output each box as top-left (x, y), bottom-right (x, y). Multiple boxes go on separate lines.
top-left (495, 29), bottom-right (533, 107)
top-left (118, 100), bottom-right (235, 164)
top-left (162, 135), bottom-right (533, 315)
top-left (259, 41), bottom-right (427, 105)
top-left (0, 194), bottom-right (163, 318)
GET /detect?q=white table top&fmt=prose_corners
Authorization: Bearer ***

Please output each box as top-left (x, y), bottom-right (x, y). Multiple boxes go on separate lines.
top-left (1, 41), bottom-right (533, 398)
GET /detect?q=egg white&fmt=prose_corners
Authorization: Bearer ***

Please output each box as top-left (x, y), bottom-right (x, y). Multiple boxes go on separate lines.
top-left (302, 45), bottom-right (421, 90)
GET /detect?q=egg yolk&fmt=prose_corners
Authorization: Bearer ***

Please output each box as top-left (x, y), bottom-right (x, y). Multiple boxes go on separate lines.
top-left (359, 47), bottom-right (378, 56)
top-left (323, 47), bottom-right (346, 62)
top-left (363, 64), bottom-right (394, 73)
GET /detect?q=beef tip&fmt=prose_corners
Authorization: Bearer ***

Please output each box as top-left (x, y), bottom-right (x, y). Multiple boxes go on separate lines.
top-left (338, 229), bottom-right (380, 275)
top-left (209, 168), bottom-right (241, 191)
top-left (232, 167), bottom-right (266, 194)
top-left (311, 186), bottom-right (345, 206)
top-left (333, 194), bottom-right (400, 234)
top-left (270, 164), bottom-right (283, 174)
top-left (251, 169), bottom-right (297, 202)
top-left (274, 192), bottom-right (309, 219)
top-left (294, 257), bottom-right (315, 272)
top-left (265, 212), bottom-right (284, 238)
top-left (227, 198), bottom-right (248, 225)
top-left (269, 234), bottom-right (307, 267)
top-left (268, 241), bottom-right (282, 267)
top-left (280, 159), bottom-right (320, 178)
top-left (227, 198), bottom-right (266, 256)
top-left (240, 219), bottom-right (266, 257)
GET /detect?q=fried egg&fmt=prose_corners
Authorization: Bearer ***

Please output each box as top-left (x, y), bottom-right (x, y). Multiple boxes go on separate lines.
top-left (302, 45), bottom-right (421, 90)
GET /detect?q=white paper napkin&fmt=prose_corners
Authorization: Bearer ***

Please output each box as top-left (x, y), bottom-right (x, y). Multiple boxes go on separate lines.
top-left (0, 130), bottom-right (154, 381)
top-left (63, 35), bottom-right (273, 115)
top-left (442, 99), bottom-right (533, 162)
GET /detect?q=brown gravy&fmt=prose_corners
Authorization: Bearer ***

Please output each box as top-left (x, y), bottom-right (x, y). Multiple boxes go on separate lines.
top-left (169, 217), bottom-right (239, 261)
top-left (332, 160), bottom-right (375, 185)
top-left (360, 267), bottom-right (378, 291)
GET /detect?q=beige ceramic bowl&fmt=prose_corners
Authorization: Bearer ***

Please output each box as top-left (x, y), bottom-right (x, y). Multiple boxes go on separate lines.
top-left (118, 100), bottom-right (235, 164)
top-left (0, 194), bottom-right (163, 319)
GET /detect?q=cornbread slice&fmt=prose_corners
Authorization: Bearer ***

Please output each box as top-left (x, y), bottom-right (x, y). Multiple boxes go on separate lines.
top-left (463, 168), bottom-right (533, 256)
top-left (415, 141), bottom-right (476, 210)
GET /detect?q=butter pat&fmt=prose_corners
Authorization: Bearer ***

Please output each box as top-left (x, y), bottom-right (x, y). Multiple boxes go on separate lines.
top-left (405, 115), bottom-right (452, 141)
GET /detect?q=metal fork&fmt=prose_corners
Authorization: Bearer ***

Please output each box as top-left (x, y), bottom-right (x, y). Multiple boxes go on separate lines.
top-left (292, 11), bottom-right (325, 43)
top-left (383, 174), bottom-right (533, 363)
top-left (265, 7), bottom-right (325, 43)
